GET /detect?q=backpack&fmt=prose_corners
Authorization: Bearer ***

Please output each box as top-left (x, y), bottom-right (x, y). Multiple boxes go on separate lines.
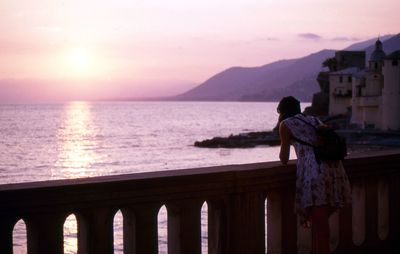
top-left (292, 116), bottom-right (347, 164)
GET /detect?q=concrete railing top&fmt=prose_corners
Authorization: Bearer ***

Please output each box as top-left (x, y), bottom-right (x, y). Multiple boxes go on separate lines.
top-left (2, 148), bottom-right (400, 189)
top-left (1, 149), bottom-right (400, 213)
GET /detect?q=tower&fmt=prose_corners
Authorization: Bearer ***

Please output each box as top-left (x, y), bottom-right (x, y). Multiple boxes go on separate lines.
top-left (382, 50), bottom-right (400, 130)
top-left (369, 39), bottom-right (386, 72)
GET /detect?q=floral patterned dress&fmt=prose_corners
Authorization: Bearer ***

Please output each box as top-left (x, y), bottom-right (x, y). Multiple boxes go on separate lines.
top-left (282, 114), bottom-right (352, 219)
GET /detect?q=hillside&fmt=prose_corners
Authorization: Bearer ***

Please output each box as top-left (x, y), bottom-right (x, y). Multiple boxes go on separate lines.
top-left (344, 35), bottom-right (392, 51)
top-left (175, 59), bottom-right (297, 101)
top-left (175, 34), bottom-right (400, 102)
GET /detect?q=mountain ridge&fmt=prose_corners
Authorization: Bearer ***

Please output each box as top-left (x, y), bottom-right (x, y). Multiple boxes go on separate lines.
top-left (175, 34), bottom-right (400, 102)
top-left (175, 58), bottom-right (297, 100)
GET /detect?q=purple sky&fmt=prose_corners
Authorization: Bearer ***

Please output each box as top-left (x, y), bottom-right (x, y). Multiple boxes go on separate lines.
top-left (0, 0), bottom-right (399, 101)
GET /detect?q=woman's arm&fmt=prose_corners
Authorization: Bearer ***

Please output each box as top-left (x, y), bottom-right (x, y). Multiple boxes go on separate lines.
top-left (279, 122), bottom-right (291, 165)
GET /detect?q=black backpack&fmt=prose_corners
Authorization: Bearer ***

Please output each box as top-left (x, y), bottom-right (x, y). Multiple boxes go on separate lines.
top-left (292, 116), bottom-right (347, 164)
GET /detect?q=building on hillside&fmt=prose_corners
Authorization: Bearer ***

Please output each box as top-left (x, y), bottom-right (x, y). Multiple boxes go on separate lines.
top-left (382, 50), bottom-right (400, 130)
top-left (325, 51), bottom-right (366, 116)
top-left (351, 39), bottom-right (385, 129)
top-left (305, 51), bottom-right (365, 116)
top-left (329, 67), bottom-right (358, 115)
top-left (328, 39), bottom-right (400, 130)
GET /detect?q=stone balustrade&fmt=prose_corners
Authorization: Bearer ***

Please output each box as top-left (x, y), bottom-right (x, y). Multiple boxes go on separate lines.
top-left (1, 150), bottom-right (400, 254)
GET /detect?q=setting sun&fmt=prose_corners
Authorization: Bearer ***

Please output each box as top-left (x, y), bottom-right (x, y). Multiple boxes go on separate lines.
top-left (68, 47), bottom-right (90, 73)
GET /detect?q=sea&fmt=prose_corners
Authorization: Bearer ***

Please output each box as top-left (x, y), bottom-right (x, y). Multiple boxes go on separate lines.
top-left (1, 101), bottom-right (307, 254)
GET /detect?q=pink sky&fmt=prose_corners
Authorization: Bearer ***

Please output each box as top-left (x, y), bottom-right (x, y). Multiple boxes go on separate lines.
top-left (0, 0), bottom-right (399, 101)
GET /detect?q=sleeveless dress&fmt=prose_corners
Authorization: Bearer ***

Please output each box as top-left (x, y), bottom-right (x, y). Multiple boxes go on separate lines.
top-left (282, 114), bottom-right (352, 219)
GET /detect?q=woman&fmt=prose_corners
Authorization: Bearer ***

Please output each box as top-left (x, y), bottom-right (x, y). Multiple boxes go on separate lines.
top-left (277, 96), bottom-right (351, 254)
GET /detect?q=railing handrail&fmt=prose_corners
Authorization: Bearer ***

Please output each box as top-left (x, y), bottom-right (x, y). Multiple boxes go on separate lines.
top-left (1, 149), bottom-right (400, 213)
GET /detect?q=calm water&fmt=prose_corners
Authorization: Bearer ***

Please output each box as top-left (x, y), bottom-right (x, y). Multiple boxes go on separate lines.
top-left (1, 101), bottom-right (307, 253)
top-left (0, 101), bottom-right (296, 184)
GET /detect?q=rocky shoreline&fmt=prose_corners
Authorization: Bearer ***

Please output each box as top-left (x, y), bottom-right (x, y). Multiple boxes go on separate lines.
top-left (194, 129), bottom-right (400, 150)
top-left (194, 131), bottom-right (279, 148)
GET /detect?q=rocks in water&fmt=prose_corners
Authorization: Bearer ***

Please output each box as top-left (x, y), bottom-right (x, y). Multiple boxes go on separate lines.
top-left (194, 131), bottom-right (280, 148)
top-left (194, 127), bottom-right (400, 149)
top-left (194, 112), bottom-right (400, 149)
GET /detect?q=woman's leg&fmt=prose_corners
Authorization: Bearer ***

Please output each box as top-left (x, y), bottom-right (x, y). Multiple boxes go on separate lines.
top-left (311, 206), bottom-right (330, 254)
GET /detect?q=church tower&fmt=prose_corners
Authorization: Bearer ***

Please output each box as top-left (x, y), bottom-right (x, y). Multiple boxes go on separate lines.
top-left (355, 38), bottom-right (386, 129)
top-left (369, 39), bottom-right (386, 72)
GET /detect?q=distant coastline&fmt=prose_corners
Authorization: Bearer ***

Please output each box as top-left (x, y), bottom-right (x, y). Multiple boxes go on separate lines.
top-left (98, 96), bottom-right (292, 103)
top-left (193, 128), bottom-right (400, 151)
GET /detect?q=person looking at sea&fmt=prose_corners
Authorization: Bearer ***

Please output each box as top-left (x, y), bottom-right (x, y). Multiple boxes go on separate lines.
top-left (277, 96), bottom-right (351, 254)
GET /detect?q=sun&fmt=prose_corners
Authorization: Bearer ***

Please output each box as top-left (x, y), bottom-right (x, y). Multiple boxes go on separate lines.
top-left (63, 46), bottom-right (106, 79)
top-left (68, 47), bottom-right (90, 72)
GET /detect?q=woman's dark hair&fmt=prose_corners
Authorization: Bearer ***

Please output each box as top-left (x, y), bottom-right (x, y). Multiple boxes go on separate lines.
top-left (277, 96), bottom-right (301, 122)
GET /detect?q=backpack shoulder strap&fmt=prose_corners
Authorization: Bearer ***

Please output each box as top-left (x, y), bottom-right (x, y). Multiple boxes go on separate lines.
top-left (294, 115), bottom-right (318, 130)
top-left (289, 115), bottom-right (316, 147)
top-left (292, 136), bottom-right (314, 147)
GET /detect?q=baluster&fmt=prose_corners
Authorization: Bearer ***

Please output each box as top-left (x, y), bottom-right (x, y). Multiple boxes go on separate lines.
top-left (167, 199), bottom-right (203, 254)
top-left (389, 175), bottom-right (400, 253)
top-left (267, 188), bottom-right (298, 254)
top-left (77, 208), bottom-right (115, 254)
top-left (227, 192), bottom-right (265, 254)
top-left (377, 179), bottom-right (389, 241)
top-left (267, 191), bottom-right (282, 254)
top-left (122, 204), bottom-right (160, 254)
top-left (280, 187), bottom-right (297, 254)
top-left (352, 181), bottom-right (366, 248)
top-left (25, 213), bottom-right (65, 254)
top-left (208, 198), bottom-right (227, 254)
top-left (364, 178), bottom-right (380, 251)
top-left (0, 216), bottom-right (17, 254)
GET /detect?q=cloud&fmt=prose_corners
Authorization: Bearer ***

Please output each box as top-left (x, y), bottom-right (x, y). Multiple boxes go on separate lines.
top-left (246, 37), bottom-right (280, 44)
top-left (298, 33), bottom-right (322, 40)
top-left (262, 37), bottom-right (280, 41)
top-left (331, 36), bottom-right (360, 41)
